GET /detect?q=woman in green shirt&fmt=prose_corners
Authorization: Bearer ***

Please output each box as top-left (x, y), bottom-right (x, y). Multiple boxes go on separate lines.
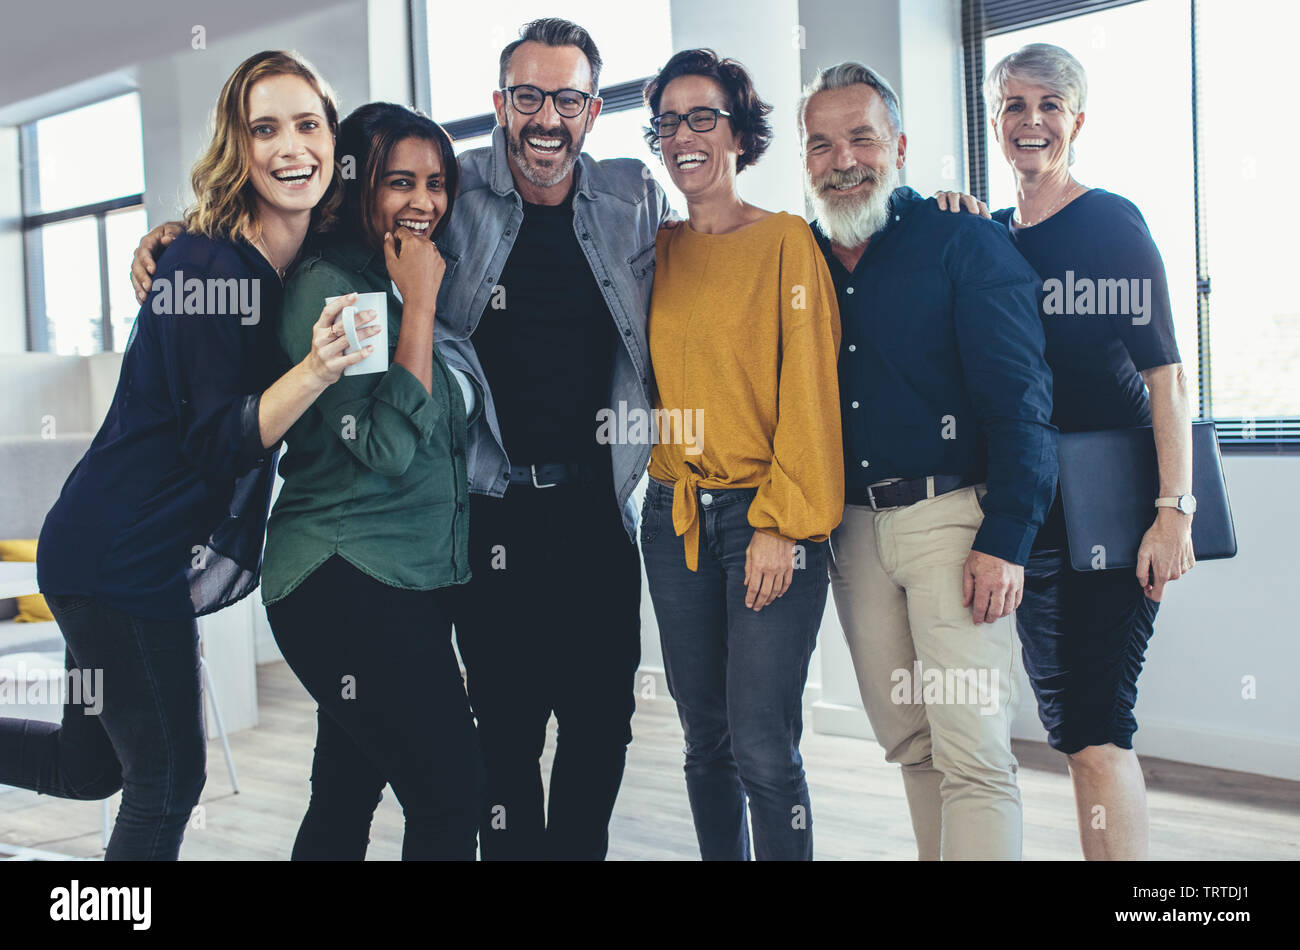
top-left (262, 102), bottom-right (481, 860)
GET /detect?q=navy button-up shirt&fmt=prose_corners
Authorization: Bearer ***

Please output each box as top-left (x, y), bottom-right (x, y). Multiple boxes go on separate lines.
top-left (813, 186), bottom-right (1058, 565)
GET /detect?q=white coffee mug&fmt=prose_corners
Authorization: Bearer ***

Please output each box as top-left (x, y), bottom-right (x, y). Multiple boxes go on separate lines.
top-left (327, 291), bottom-right (389, 376)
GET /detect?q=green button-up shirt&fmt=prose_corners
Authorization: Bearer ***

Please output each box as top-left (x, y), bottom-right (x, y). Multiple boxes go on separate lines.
top-left (261, 236), bottom-right (471, 605)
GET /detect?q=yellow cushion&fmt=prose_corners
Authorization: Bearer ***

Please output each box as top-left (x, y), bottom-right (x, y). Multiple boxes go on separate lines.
top-left (0, 539), bottom-right (54, 623)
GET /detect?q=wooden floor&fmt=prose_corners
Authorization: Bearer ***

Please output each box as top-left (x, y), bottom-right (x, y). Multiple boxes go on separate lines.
top-left (2, 660), bottom-right (1297, 860)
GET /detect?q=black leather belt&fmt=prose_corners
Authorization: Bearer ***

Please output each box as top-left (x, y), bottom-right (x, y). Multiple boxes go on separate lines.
top-left (850, 475), bottom-right (971, 511)
top-left (507, 462), bottom-right (594, 488)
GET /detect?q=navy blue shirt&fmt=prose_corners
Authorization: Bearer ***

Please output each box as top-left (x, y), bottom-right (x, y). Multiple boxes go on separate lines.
top-left (814, 187), bottom-right (1058, 566)
top-left (38, 232), bottom-right (286, 620)
top-left (993, 188), bottom-right (1181, 549)
top-left (992, 189), bottom-right (1181, 433)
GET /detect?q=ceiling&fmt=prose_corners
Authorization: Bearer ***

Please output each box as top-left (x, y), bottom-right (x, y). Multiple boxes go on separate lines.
top-left (0, 0), bottom-right (352, 115)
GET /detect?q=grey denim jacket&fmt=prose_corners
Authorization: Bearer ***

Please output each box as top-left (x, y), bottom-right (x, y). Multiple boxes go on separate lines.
top-left (433, 125), bottom-right (672, 540)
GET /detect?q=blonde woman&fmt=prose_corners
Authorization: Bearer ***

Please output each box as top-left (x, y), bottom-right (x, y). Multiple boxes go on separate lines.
top-left (2, 51), bottom-right (370, 860)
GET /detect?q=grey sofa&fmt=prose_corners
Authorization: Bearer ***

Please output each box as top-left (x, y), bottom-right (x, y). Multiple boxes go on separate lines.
top-left (0, 352), bottom-right (118, 654)
top-left (0, 433), bottom-right (94, 652)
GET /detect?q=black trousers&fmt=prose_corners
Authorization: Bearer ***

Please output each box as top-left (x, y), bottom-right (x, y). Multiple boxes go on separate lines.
top-left (453, 480), bottom-right (642, 860)
top-left (0, 594), bottom-right (204, 860)
top-left (266, 555), bottom-right (484, 860)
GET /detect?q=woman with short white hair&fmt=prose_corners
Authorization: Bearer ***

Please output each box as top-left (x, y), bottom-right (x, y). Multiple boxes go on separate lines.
top-left (984, 42), bottom-right (1195, 860)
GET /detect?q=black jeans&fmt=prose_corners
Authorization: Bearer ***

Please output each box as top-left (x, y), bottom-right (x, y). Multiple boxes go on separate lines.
top-left (0, 594), bottom-right (206, 860)
top-left (452, 481), bottom-right (642, 860)
top-left (266, 555), bottom-right (484, 860)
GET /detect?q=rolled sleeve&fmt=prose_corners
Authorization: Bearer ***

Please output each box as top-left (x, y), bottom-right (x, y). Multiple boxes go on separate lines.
top-left (238, 392), bottom-right (270, 463)
top-left (373, 362), bottom-right (442, 441)
top-left (281, 261), bottom-right (444, 478)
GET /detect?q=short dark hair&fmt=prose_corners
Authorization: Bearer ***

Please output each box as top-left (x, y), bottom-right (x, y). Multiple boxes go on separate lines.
top-left (498, 18), bottom-right (603, 93)
top-left (335, 102), bottom-right (460, 251)
top-left (642, 49), bottom-right (773, 173)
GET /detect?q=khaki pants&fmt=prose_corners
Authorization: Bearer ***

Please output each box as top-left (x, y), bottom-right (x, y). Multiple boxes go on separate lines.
top-left (828, 485), bottom-right (1022, 860)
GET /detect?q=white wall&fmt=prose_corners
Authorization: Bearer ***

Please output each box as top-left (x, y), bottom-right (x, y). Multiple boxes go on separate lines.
top-left (1127, 456), bottom-right (1300, 778)
top-left (136, 2), bottom-right (374, 228)
top-left (797, 0), bottom-right (966, 197)
top-left (670, 0), bottom-right (806, 215)
top-left (897, 0), bottom-right (967, 195)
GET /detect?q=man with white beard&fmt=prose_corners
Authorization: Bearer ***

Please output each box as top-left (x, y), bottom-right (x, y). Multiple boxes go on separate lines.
top-left (798, 62), bottom-right (1058, 860)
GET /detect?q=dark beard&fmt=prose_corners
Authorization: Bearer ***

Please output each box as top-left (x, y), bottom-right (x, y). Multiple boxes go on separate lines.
top-left (507, 121), bottom-right (581, 188)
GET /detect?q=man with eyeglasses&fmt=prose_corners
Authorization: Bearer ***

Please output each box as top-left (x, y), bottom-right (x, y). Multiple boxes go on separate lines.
top-left (428, 17), bottom-right (671, 861)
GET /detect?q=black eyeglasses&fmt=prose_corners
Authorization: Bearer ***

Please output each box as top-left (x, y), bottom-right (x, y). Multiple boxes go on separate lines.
top-left (501, 85), bottom-right (597, 118)
top-left (649, 107), bottom-right (733, 138)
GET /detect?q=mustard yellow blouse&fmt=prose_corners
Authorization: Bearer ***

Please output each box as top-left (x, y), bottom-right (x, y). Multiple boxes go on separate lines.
top-left (647, 212), bottom-right (844, 571)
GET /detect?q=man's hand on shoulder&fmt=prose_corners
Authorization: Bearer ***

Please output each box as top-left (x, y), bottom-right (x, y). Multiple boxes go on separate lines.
top-left (133, 222), bottom-right (185, 302)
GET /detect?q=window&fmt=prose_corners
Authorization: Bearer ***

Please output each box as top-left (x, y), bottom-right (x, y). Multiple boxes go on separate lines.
top-left (416, 0), bottom-right (684, 214)
top-left (1193, 0), bottom-right (1298, 428)
top-left (964, 0), bottom-right (1299, 449)
top-left (20, 92), bottom-right (146, 354)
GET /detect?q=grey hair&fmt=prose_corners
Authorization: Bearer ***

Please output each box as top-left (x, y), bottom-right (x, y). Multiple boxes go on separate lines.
top-left (797, 61), bottom-right (903, 141)
top-left (984, 43), bottom-right (1087, 164)
top-left (499, 17), bottom-right (603, 93)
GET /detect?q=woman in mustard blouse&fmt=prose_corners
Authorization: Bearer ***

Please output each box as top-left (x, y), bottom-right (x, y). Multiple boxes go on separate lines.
top-left (640, 50), bottom-right (844, 861)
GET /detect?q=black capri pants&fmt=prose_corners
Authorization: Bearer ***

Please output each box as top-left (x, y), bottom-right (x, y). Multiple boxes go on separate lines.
top-left (1016, 525), bottom-right (1160, 755)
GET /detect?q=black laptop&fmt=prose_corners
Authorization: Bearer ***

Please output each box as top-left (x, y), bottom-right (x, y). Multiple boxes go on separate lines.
top-left (1056, 421), bottom-right (1238, 572)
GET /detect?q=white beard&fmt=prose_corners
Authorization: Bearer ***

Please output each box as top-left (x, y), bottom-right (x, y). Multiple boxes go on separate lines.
top-left (807, 163), bottom-right (899, 249)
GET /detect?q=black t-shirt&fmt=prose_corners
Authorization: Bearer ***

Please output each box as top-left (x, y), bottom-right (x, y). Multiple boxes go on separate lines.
top-left (994, 188), bottom-right (1182, 546)
top-left (472, 195), bottom-right (617, 464)
top-left (993, 188), bottom-right (1181, 434)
